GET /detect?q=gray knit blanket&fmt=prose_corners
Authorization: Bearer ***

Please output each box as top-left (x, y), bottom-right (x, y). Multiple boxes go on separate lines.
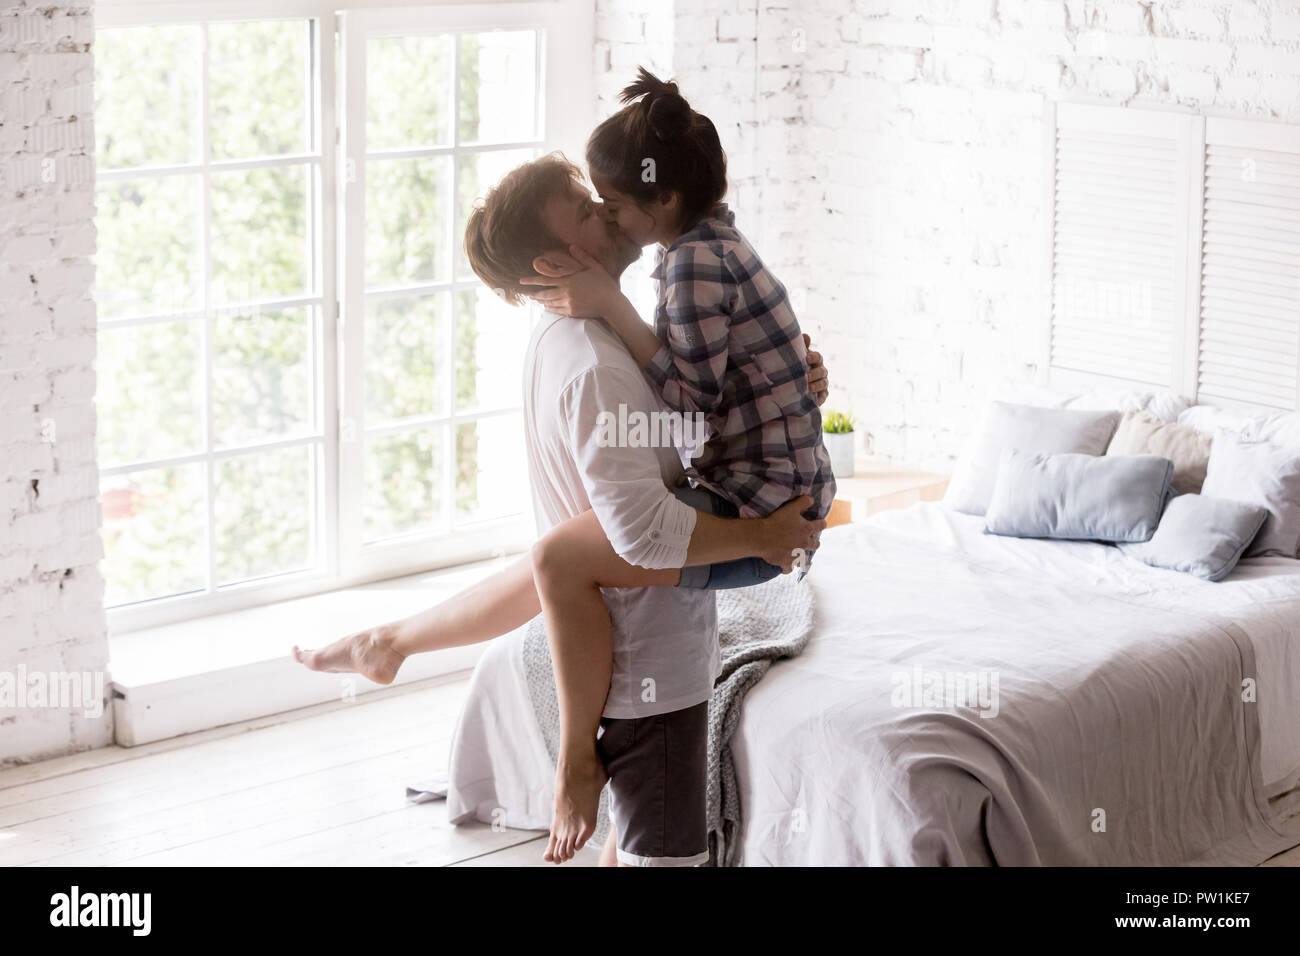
top-left (521, 571), bottom-right (815, 866)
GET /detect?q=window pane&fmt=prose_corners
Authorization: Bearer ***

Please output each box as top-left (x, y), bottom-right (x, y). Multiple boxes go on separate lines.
top-left (101, 464), bottom-right (206, 606)
top-left (213, 307), bottom-right (312, 447)
top-left (455, 147), bottom-right (535, 279)
top-left (209, 20), bottom-right (311, 160)
top-left (95, 176), bottom-right (201, 318)
top-left (364, 428), bottom-right (446, 541)
top-left (621, 248), bottom-right (659, 325)
top-left (97, 320), bottom-right (203, 467)
top-left (211, 164), bottom-right (311, 303)
top-left (367, 35), bottom-right (453, 150)
top-left (459, 31), bottom-right (538, 145)
top-left (456, 414), bottom-right (527, 523)
top-left (365, 157), bottom-right (450, 287)
top-left (95, 25), bottom-right (200, 169)
top-left (215, 446), bottom-right (314, 584)
top-left (455, 288), bottom-right (527, 412)
top-left (365, 294), bottom-right (449, 424)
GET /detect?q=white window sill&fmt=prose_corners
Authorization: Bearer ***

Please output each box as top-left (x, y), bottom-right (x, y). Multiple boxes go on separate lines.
top-left (108, 554), bottom-right (522, 746)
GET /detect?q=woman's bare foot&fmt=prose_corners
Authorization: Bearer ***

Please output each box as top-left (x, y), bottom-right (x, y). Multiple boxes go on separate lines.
top-left (292, 623), bottom-right (406, 685)
top-left (543, 754), bottom-right (607, 864)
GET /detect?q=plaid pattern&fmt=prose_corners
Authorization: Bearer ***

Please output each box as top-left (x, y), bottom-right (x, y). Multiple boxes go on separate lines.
top-left (645, 204), bottom-right (835, 521)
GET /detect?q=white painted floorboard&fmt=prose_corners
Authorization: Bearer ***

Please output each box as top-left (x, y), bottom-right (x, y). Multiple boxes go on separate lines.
top-left (0, 673), bottom-right (578, 867)
top-left (0, 673), bottom-right (1293, 868)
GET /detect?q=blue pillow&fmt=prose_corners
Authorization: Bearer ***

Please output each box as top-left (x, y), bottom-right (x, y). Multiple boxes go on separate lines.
top-left (984, 450), bottom-right (1173, 543)
top-left (1119, 494), bottom-right (1269, 581)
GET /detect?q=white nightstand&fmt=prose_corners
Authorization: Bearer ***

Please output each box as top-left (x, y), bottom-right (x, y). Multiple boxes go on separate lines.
top-left (826, 456), bottom-right (950, 528)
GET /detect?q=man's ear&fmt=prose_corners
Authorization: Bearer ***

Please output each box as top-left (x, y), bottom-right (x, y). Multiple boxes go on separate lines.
top-left (532, 253), bottom-right (566, 275)
top-left (533, 249), bottom-right (583, 277)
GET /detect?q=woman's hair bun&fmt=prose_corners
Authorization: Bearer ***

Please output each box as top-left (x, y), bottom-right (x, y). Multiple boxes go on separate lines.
top-left (619, 65), bottom-right (691, 142)
top-left (646, 93), bottom-right (690, 142)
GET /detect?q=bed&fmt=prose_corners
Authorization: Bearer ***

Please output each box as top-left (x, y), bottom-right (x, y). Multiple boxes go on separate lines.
top-left (445, 497), bottom-right (1300, 865)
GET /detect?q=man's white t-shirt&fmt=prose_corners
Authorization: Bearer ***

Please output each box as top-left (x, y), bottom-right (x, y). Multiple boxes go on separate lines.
top-left (522, 313), bottom-right (720, 719)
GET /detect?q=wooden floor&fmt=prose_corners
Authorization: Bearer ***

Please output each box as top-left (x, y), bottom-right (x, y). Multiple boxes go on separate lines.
top-left (0, 674), bottom-right (594, 867)
top-left (1, 673), bottom-right (1297, 867)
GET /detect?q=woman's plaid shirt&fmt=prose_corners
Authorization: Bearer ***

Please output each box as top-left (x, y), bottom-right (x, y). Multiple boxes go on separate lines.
top-left (644, 203), bottom-right (835, 521)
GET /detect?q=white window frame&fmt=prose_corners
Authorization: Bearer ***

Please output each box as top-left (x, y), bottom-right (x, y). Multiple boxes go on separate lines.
top-left (338, 2), bottom-right (592, 582)
top-left (97, 0), bottom-right (593, 635)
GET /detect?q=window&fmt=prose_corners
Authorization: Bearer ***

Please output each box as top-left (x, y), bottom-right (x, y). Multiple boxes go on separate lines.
top-left (95, 17), bottom-right (325, 610)
top-left (341, 19), bottom-right (542, 565)
top-left (96, 1), bottom-right (594, 632)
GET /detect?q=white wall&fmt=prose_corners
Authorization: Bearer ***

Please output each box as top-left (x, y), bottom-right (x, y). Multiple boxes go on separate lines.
top-left (596, 0), bottom-right (1300, 473)
top-left (0, 2), bottom-right (110, 766)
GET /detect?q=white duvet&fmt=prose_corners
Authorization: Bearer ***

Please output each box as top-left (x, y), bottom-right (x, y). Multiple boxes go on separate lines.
top-left (446, 503), bottom-right (1300, 865)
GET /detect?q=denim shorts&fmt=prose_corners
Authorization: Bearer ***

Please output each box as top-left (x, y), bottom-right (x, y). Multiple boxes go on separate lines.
top-left (672, 484), bottom-right (787, 590)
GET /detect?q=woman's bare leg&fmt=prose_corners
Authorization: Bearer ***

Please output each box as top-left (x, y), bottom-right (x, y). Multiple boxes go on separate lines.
top-left (390, 556), bottom-right (542, 656)
top-left (294, 508), bottom-right (682, 867)
top-left (530, 511), bottom-right (680, 864)
top-left (292, 554), bottom-right (542, 684)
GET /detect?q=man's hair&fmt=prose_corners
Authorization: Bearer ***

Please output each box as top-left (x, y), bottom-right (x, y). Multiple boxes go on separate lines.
top-left (463, 152), bottom-right (585, 306)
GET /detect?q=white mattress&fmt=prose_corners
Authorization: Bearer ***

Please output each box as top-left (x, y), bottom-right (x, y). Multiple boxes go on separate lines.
top-left (445, 502), bottom-right (1300, 862)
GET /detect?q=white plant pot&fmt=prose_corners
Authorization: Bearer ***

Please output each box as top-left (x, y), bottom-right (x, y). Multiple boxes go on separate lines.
top-left (825, 431), bottom-right (856, 478)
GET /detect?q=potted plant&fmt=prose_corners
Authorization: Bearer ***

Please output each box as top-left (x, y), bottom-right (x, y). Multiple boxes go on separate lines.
top-left (823, 410), bottom-right (857, 478)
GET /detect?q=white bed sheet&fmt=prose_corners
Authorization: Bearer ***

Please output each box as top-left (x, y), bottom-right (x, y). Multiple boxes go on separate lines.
top-left (856, 504), bottom-right (1300, 794)
top-left (446, 502), bottom-right (1300, 862)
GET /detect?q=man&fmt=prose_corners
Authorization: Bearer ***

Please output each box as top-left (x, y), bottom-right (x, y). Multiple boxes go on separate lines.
top-left (466, 152), bottom-right (829, 866)
top-left (298, 152), bottom-right (828, 865)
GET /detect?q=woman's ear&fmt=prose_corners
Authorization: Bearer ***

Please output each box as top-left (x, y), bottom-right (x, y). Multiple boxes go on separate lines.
top-left (655, 191), bottom-right (683, 230)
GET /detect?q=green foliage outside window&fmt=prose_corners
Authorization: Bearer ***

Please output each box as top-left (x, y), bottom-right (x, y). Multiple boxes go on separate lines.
top-left (94, 23), bottom-right (531, 607)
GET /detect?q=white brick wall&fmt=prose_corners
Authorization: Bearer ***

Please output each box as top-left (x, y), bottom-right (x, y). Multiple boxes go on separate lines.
top-left (0, 2), bottom-right (110, 766)
top-left (594, 2), bottom-right (771, 231)
top-left (597, 0), bottom-right (1300, 473)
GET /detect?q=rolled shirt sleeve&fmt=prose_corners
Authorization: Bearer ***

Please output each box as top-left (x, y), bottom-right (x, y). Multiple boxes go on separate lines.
top-left (642, 243), bottom-right (735, 417)
top-left (559, 364), bottom-right (698, 570)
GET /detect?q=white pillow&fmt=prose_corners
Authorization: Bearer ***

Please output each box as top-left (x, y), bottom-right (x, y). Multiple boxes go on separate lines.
top-left (1135, 390), bottom-right (1195, 422)
top-left (943, 402), bottom-right (1122, 515)
top-left (1257, 412), bottom-right (1300, 449)
top-left (1178, 405), bottom-right (1271, 440)
top-left (1200, 433), bottom-right (1300, 558)
top-left (1066, 388), bottom-right (1192, 422)
top-left (991, 383), bottom-right (1192, 422)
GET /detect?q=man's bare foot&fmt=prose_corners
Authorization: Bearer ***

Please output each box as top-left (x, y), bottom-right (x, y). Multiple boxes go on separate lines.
top-left (543, 754), bottom-right (607, 864)
top-left (292, 623), bottom-right (406, 685)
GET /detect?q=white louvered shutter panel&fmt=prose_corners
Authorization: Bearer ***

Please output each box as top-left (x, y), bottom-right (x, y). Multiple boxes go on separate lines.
top-left (1050, 105), bottom-right (1199, 390)
top-left (1198, 119), bottom-right (1300, 411)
